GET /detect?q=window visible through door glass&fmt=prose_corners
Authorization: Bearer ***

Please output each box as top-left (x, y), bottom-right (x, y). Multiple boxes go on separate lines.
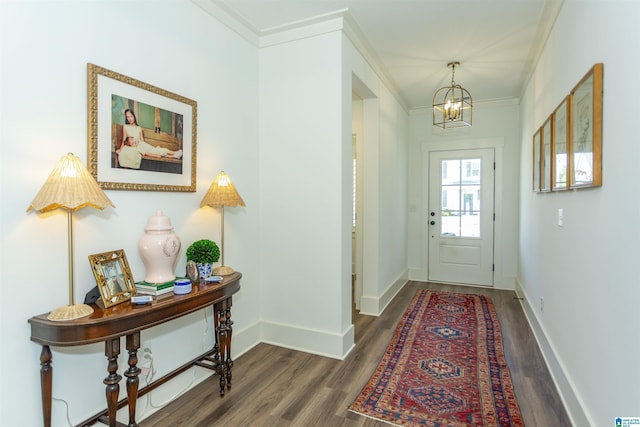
top-left (440, 158), bottom-right (481, 237)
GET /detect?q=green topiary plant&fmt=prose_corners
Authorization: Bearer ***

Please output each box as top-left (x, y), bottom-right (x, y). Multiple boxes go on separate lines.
top-left (186, 239), bottom-right (220, 265)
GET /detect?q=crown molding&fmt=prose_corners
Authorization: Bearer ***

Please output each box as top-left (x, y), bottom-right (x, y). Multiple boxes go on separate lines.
top-left (519, 0), bottom-right (564, 100)
top-left (191, 0), bottom-right (410, 112)
top-left (191, 0), bottom-right (260, 45)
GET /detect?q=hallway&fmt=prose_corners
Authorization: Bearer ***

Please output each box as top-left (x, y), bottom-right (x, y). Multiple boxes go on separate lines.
top-left (142, 281), bottom-right (571, 426)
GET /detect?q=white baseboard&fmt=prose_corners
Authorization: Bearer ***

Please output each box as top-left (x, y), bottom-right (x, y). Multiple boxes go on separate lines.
top-left (259, 320), bottom-right (355, 360)
top-left (230, 320), bottom-right (262, 359)
top-left (408, 267), bottom-right (428, 282)
top-left (515, 279), bottom-right (591, 427)
top-left (359, 273), bottom-right (408, 316)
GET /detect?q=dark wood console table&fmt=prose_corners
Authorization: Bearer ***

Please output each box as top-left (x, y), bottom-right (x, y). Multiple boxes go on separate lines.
top-left (29, 272), bottom-right (241, 427)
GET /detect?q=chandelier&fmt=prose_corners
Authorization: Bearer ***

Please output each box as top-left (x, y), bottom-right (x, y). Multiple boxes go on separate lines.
top-left (433, 61), bottom-right (472, 128)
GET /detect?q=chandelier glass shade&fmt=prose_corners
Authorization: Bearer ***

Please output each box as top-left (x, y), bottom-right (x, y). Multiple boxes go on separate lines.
top-left (433, 61), bottom-right (472, 129)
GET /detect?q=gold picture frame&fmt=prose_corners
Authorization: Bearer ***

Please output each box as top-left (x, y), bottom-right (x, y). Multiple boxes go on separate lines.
top-left (532, 128), bottom-right (541, 192)
top-left (89, 249), bottom-right (137, 308)
top-left (552, 96), bottom-right (570, 191)
top-left (541, 116), bottom-right (552, 192)
top-left (570, 63), bottom-right (603, 188)
top-left (87, 63), bottom-right (197, 192)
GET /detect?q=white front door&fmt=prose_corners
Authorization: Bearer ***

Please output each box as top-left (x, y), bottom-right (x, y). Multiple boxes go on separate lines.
top-left (428, 149), bottom-right (495, 286)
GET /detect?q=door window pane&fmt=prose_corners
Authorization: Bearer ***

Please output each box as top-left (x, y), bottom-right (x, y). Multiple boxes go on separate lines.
top-left (440, 159), bottom-right (481, 237)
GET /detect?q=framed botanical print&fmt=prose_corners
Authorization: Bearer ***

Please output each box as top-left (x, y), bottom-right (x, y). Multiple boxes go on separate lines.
top-left (552, 96), bottom-right (570, 191)
top-left (570, 63), bottom-right (603, 188)
top-left (541, 116), bottom-right (552, 192)
top-left (533, 128), bottom-right (541, 192)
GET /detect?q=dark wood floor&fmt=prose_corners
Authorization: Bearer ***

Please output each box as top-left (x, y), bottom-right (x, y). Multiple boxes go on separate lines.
top-left (141, 281), bottom-right (571, 426)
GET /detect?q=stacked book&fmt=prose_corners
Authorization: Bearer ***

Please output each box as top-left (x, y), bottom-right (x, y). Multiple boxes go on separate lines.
top-left (135, 280), bottom-right (175, 297)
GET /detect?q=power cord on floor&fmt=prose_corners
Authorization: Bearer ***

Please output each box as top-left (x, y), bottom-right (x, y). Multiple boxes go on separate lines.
top-left (144, 352), bottom-right (198, 409)
top-left (140, 308), bottom-right (213, 413)
top-left (44, 318), bottom-right (213, 427)
top-left (52, 397), bottom-right (74, 427)
top-left (51, 308), bottom-right (217, 423)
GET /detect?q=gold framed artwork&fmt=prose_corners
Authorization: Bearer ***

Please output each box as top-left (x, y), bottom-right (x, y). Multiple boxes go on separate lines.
top-left (533, 63), bottom-right (603, 194)
top-left (570, 63), bottom-right (603, 188)
top-left (87, 63), bottom-right (197, 192)
top-left (89, 249), bottom-right (137, 308)
top-left (541, 116), bottom-right (552, 192)
top-left (552, 96), bottom-right (570, 191)
top-left (532, 128), bottom-right (541, 192)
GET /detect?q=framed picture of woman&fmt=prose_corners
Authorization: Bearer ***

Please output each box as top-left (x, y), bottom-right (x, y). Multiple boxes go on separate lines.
top-left (87, 63), bottom-right (197, 192)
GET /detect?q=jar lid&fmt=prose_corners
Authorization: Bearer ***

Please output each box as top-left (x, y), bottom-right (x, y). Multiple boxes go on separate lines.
top-left (145, 210), bottom-right (173, 231)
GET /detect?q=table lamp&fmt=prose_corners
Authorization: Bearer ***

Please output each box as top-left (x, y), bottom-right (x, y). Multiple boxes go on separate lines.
top-left (200, 171), bottom-right (245, 275)
top-left (27, 153), bottom-right (115, 321)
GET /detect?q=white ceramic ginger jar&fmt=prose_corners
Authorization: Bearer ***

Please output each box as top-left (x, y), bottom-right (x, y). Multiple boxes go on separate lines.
top-left (138, 210), bottom-right (181, 283)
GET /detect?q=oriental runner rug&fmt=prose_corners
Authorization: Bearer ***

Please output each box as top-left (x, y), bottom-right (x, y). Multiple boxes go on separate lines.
top-left (349, 290), bottom-right (524, 427)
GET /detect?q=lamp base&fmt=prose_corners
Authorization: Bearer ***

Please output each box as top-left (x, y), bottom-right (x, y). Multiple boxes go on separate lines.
top-left (212, 265), bottom-right (235, 276)
top-left (47, 303), bottom-right (94, 321)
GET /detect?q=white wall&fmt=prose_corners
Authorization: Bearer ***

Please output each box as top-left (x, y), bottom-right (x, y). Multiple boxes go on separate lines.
top-left (256, 20), bottom-right (410, 355)
top-left (0, 2), bottom-right (260, 426)
top-left (258, 27), bottom-right (354, 357)
top-left (408, 102), bottom-right (521, 289)
top-left (518, 1), bottom-right (640, 425)
top-left (1, 2), bottom-right (412, 425)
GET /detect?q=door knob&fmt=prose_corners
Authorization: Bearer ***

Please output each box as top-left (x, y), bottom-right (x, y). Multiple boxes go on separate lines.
top-left (430, 212), bottom-right (435, 216)
top-left (430, 220), bottom-right (435, 225)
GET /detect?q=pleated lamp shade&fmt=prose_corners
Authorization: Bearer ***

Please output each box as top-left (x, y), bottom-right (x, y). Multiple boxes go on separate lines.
top-left (200, 171), bottom-right (245, 208)
top-left (200, 171), bottom-right (244, 275)
top-left (27, 153), bottom-right (115, 321)
top-left (27, 153), bottom-right (115, 213)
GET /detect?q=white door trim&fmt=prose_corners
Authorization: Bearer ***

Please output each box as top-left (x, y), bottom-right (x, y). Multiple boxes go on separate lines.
top-left (419, 138), bottom-right (506, 286)
top-left (428, 148), bottom-right (495, 286)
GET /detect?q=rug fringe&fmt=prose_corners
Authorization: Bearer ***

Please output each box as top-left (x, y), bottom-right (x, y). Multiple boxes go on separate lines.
top-left (347, 408), bottom-right (402, 426)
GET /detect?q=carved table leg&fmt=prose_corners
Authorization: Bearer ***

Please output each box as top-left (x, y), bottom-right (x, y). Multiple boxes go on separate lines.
top-left (224, 301), bottom-right (234, 389)
top-left (39, 345), bottom-right (52, 427)
top-left (214, 298), bottom-right (234, 394)
top-left (104, 338), bottom-right (122, 427)
top-left (125, 333), bottom-right (141, 427)
top-left (213, 302), bottom-right (227, 395)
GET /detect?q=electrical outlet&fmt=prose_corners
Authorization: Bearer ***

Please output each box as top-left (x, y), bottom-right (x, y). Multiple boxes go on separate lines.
top-left (140, 347), bottom-right (153, 376)
top-left (540, 297), bottom-right (544, 312)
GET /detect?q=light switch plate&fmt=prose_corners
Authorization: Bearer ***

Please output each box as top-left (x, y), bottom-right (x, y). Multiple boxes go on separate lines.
top-left (558, 208), bottom-right (564, 226)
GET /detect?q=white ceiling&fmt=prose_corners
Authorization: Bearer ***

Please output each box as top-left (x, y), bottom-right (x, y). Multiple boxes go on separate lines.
top-left (208, 0), bottom-right (562, 110)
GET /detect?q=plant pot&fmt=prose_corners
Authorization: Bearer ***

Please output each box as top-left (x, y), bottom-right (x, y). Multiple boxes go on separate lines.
top-left (197, 262), bottom-right (213, 279)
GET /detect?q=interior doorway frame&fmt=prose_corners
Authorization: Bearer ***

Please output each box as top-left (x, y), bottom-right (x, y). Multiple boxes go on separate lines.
top-left (350, 74), bottom-right (378, 315)
top-left (420, 138), bottom-right (507, 287)
top-left (427, 148), bottom-right (495, 286)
